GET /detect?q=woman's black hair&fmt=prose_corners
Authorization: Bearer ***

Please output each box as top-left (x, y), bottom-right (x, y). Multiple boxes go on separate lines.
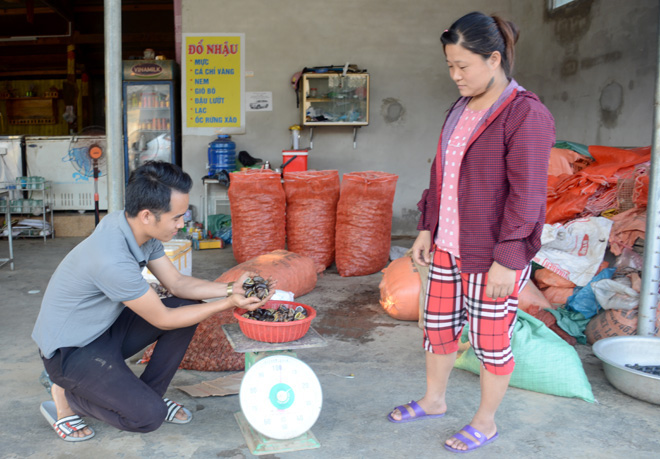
top-left (441, 12), bottom-right (520, 78)
top-left (124, 161), bottom-right (193, 219)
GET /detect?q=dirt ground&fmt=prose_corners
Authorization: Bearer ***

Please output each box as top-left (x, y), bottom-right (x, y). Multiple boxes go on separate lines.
top-left (1, 236), bottom-right (658, 458)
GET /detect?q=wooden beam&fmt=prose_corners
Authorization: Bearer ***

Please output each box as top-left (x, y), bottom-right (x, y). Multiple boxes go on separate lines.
top-left (26, 0), bottom-right (34, 24)
top-left (0, 7), bottom-right (52, 15)
top-left (41, 0), bottom-right (74, 22)
top-left (74, 4), bottom-right (174, 12)
top-left (0, 32), bottom-right (174, 47)
top-left (0, 54), bottom-right (65, 66)
top-left (0, 69), bottom-right (84, 77)
top-left (0, 4), bottom-right (172, 16)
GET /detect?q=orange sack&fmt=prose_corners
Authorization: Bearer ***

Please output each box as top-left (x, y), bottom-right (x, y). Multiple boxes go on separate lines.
top-left (228, 170), bottom-right (286, 263)
top-left (534, 268), bottom-right (576, 289)
top-left (215, 249), bottom-right (317, 298)
top-left (608, 208), bottom-right (646, 256)
top-left (534, 268), bottom-right (576, 306)
top-left (548, 148), bottom-right (585, 177)
top-left (518, 281), bottom-right (553, 313)
top-left (379, 256), bottom-right (420, 321)
top-left (284, 171), bottom-right (340, 273)
top-left (585, 307), bottom-right (660, 344)
top-left (540, 286), bottom-right (574, 306)
top-left (335, 171), bottom-right (398, 277)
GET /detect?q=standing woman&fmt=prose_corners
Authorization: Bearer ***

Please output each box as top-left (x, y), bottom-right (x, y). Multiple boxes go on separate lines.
top-left (387, 12), bottom-right (555, 453)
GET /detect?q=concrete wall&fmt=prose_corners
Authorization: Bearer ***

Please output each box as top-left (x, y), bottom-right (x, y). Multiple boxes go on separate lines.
top-left (524, 0), bottom-right (658, 148)
top-left (181, 0), bottom-right (658, 236)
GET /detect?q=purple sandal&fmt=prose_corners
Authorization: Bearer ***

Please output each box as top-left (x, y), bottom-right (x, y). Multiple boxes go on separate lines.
top-left (444, 424), bottom-right (499, 453)
top-left (387, 400), bottom-right (445, 423)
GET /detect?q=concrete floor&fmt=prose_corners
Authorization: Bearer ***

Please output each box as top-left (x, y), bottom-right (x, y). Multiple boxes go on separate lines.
top-left (1, 235), bottom-right (659, 459)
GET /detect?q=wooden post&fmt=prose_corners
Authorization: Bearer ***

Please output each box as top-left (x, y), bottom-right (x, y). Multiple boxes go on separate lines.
top-left (64, 44), bottom-right (78, 133)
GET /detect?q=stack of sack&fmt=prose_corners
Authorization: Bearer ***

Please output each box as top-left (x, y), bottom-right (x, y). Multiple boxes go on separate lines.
top-left (228, 169), bottom-right (398, 277)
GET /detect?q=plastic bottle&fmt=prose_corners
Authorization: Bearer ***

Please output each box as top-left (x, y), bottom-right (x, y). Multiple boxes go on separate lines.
top-left (207, 135), bottom-right (237, 175)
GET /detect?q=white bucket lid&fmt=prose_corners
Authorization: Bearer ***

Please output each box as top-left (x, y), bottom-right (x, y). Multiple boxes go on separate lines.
top-left (282, 150), bottom-right (308, 156)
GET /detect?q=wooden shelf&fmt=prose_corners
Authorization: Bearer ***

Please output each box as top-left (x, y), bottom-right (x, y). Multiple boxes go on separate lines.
top-left (303, 121), bottom-right (369, 127)
top-left (5, 97), bottom-right (58, 125)
top-left (9, 118), bottom-right (57, 125)
top-left (0, 94), bottom-right (59, 100)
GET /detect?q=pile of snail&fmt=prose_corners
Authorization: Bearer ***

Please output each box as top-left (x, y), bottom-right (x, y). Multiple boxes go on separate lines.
top-left (242, 275), bottom-right (271, 300)
top-left (241, 304), bottom-right (308, 322)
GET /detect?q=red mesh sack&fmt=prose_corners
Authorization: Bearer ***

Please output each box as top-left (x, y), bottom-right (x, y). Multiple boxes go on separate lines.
top-left (633, 163), bottom-right (649, 208)
top-left (140, 309), bottom-right (244, 372)
top-left (379, 256), bottom-right (420, 321)
top-left (284, 171), bottom-right (340, 273)
top-left (634, 173), bottom-right (649, 208)
top-left (228, 170), bottom-right (286, 263)
top-left (216, 249), bottom-right (317, 298)
top-left (336, 171), bottom-right (398, 277)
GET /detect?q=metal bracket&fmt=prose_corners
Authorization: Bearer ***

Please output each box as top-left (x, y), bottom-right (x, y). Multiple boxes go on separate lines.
top-left (306, 126), bottom-right (360, 149)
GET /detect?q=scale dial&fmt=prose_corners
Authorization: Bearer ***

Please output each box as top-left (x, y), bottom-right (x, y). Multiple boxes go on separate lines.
top-left (239, 355), bottom-right (323, 440)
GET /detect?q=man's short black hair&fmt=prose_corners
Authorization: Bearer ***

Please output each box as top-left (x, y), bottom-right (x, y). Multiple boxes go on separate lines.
top-left (125, 161), bottom-right (193, 218)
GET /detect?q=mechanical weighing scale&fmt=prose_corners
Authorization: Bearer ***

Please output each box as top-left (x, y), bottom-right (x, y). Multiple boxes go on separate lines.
top-left (222, 323), bottom-right (327, 455)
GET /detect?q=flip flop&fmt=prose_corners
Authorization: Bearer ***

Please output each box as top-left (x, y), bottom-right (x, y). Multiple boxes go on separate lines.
top-left (387, 400), bottom-right (445, 423)
top-left (164, 398), bottom-right (192, 424)
top-left (40, 401), bottom-right (95, 442)
top-left (444, 424), bottom-right (499, 453)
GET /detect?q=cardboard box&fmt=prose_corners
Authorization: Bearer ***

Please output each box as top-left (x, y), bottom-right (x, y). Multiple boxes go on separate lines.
top-left (199, 239), bottom-right (224, 250)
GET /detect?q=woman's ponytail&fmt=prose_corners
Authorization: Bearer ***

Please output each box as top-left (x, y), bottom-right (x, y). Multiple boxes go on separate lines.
top-left (492, 15), bottom-right (519, 77)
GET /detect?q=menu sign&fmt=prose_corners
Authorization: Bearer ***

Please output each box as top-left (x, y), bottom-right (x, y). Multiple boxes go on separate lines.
top-left (182, 33), bottom-right (245, 135)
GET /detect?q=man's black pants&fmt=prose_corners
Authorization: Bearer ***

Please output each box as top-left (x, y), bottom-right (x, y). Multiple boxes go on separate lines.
top-left (41, 297), bottom-right (198, 433)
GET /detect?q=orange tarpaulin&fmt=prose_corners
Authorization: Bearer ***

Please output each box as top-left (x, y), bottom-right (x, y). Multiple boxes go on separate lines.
top-left (546, 146), bottom-right (651, 224)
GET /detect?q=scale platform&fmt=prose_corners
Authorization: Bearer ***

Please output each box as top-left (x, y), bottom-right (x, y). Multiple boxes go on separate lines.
top-left (222, 324), bottom-right (327, 455)
top-left (222, 323), bottom-right (327, 353)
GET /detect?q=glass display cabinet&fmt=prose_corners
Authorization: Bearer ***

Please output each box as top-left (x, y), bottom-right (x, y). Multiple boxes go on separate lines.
top-left (300, 72), bottom-right (369, 148)
top-left (122, 60), bottom-right (178, 182)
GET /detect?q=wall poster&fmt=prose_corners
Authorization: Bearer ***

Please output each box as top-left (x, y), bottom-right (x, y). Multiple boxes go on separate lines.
top-left (182, 33), bottom-right (245, 135)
